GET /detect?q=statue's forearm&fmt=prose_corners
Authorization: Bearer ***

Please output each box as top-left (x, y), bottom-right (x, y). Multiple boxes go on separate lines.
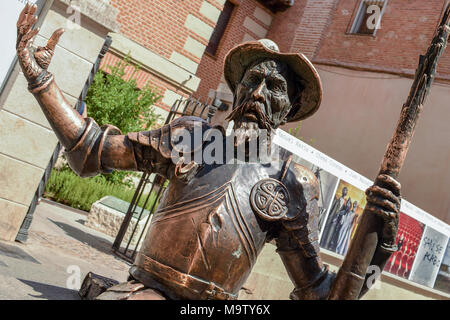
top-left (329, 174), bottom-right (401, 300)
top-left (31, 78), bottom-right (133, 178)
top-left (278, 248), bottom-right (334, 300)
top-left (16, 5), bottom-right (150, 178)
top-left (33, 79), bottom-right (86, 150)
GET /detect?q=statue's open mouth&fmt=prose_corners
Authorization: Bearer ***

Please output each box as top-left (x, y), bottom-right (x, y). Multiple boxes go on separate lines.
top-left (243, 111), bottom-right (259, 122)
top-left (227, 100), bottom-right (271, 130)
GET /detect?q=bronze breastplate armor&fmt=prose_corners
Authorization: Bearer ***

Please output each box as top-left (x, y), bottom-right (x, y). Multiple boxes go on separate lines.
top-left (130, 158), bottom-right (306, 300)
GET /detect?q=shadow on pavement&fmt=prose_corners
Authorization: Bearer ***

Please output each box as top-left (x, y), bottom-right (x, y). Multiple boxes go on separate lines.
top-left (17, 279), bottom-right (80, 300)
top-left (48, 218), bottom-right (120, 258)
top-left (0, 242), bottom-right (40, 264)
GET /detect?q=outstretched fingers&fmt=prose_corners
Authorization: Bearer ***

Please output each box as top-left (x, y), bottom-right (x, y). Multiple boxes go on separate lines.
top-left (17, 4), bottom-right (38, 34)
top-left (46, 28), bottom-right (65, 51)
top-left (16, 3), bottom-right (30, 29)
top-left (18, 28), bottom-right (40, 51)
top-left (17, 4), bottom-right (39, 49)
top-left (17, 3), bottom-right (37, 27)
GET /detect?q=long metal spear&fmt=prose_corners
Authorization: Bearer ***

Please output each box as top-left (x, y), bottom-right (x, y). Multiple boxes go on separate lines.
top-left (329, 5), bottom-right (450, 300)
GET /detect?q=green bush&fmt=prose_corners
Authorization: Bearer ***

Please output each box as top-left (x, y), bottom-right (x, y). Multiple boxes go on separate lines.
top-left (85, 57), bottom-right (162, 187)
top-left (44, 166), bottom-right (160, 213)
top-left (46, 58), bottom-right (165, 211)
top-left (86, 57), bottom-right (162, 133)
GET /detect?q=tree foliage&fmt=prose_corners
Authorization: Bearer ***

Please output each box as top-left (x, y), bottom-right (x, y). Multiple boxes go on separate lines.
top-left (86, 58), bottom-right (162, 134)
top-left (83, 58), bottom-right (162, 187)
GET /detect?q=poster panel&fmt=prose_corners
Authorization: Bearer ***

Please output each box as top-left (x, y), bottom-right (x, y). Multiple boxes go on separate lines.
top-left (272, 128), bottom-right (450, 289)
top-left (409, 226), bottom-right (448, 287)
top-left (384, 212), bottom-right (425, 279)
top-left (320, 180), bottom-right (367, 256)
top-left (433, 241), bottom-right (450, 293)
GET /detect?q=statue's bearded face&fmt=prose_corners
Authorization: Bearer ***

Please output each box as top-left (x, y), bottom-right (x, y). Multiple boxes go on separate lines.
top-left (228, 59), bottom-right (297, 132)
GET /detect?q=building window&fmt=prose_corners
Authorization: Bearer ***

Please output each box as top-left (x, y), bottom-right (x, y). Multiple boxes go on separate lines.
top-left (205, 0), bottom-right (235, 56)
top-left (350, 0), bottom-right (387, 36)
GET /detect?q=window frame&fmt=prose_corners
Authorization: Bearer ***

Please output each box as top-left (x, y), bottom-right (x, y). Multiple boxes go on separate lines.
top-left (348, 0), bottom-right (388, 37)
top-left (205, 0), bottom-right (236, 57)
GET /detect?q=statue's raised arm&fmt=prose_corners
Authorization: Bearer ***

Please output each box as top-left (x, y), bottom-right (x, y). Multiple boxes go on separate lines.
top-left (16, 4), bottom-right (175, 178)
top-left (17, 4), bottom-right (84, 150)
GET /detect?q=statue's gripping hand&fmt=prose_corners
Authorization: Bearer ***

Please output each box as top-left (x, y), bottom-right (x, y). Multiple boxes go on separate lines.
top-left (16, 3), bottom-right (64, 92)
top-left (364, 174), bottom-right (401, 249)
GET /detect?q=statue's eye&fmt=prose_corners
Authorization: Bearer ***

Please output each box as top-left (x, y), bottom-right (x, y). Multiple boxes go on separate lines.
top-left (266, 79), bottom-right (286, 93)
top-left (245, 74), bottom-right (259, 85)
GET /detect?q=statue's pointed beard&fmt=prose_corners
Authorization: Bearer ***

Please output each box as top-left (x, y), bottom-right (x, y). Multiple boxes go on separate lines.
top-left (226, 100), bottom-right (273, 149)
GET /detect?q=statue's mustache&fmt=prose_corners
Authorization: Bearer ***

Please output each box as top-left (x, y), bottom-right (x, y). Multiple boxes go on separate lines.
top-left (226, 100), bottom-right (273, 130)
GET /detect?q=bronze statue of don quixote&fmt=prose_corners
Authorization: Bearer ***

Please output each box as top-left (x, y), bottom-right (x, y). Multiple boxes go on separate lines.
top-left (15, 3), bottom-right (450, 300)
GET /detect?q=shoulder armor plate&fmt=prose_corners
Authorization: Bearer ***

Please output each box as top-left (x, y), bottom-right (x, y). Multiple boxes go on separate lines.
top-left (127, 116), bottom-right (216, 160)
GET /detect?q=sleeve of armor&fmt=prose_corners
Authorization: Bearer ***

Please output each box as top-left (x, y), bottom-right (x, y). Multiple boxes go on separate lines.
top-left (275, 167), bottom-right (336, 300)
top-left (127, 123), bottom-right (173, 178)
top-left (65, 117), bottom-right (123, 177)
top-left (65, 115), bottom-right (216, 180)
top-left (127, 116), bottom-right (215, 180)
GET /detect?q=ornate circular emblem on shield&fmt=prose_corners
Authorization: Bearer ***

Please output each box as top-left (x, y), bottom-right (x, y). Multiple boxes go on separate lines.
top-left (250, 178), bottom-right (290, 221)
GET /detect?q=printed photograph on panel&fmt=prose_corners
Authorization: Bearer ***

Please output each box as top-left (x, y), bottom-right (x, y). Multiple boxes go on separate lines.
top-left (320, 180), bottom-right (367, 256)
top-left (278, 148), bottom-right (339, 233)
top-left (409, 226), bottom-right (448, 287)
top-left (433, 239), bottom-right (450, 293)
top-left (384, 212), bottom-right (425, 279)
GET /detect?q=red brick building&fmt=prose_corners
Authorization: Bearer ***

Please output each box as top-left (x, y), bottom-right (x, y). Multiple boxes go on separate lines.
top-left (101, 0), bottom-right (284, 118)
top-left (101, 0), bottom-right (231, 118)
top-left (100, 0), bottom-right (449, 223)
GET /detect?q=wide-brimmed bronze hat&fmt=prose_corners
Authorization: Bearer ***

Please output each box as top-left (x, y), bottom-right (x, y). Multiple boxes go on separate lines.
top-left (224, 39), bottom-right (322, 122)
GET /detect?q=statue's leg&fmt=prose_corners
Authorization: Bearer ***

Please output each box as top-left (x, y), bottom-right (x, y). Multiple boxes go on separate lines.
top-left (79, 273), bottom-right (167, 300)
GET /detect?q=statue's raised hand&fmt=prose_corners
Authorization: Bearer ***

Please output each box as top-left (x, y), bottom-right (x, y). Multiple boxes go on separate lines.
top-left (365, 174), bottom-right (401, 249)
top-left (16, 3), bottom-right (64, 93)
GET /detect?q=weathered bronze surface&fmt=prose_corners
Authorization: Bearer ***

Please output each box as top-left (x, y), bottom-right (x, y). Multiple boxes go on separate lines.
top-left (79, 272), bottom-right (119, 300)
top-left (16, 3), bottom-right (446, 300)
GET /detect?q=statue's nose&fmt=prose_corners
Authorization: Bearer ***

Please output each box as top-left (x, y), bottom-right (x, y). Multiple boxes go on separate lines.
top-left (252, 81), bottom-right (265, 102)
